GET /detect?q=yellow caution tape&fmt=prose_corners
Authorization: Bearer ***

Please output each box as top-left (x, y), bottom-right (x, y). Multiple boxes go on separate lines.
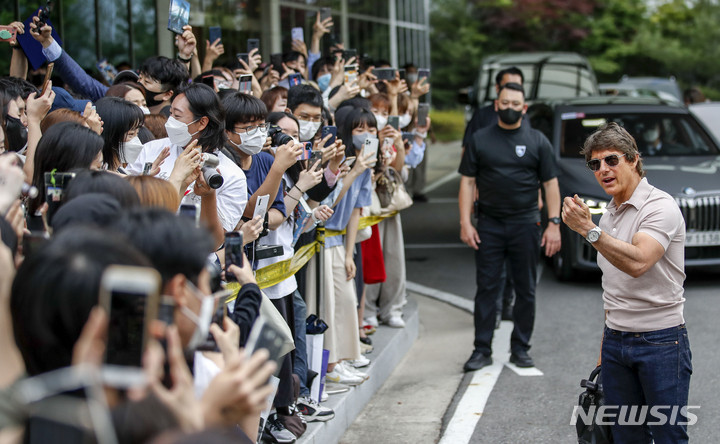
top-left (225, 213), bottom-right (397, 300)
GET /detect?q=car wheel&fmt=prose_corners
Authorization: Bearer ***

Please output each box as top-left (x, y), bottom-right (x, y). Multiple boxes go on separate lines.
top-left (553, 226), bottom-right (575, 281)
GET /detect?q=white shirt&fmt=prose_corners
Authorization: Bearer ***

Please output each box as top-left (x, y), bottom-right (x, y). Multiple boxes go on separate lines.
top-left (127, 138), bottom-right (248, 231)
top-left (256, 174), bottom-right (298, 299)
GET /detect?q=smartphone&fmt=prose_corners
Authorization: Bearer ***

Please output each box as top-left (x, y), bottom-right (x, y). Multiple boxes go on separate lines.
top-left (340, 156), bottom-right (356, 168)
top-left (253, 194), bottom-right (270, 221)
top-left (236, 52), bottom-right (249, 67)
top-left (99, 265), bottom-right (161, 368)
top-left (320, 7), bottom-right (332, 23)
top-left (224, 231), bottom-right (243, 282)
top-left (363, 137), bottom-right (379, 166)
top-left (418, 68), bottom-right (430, 80)
top-left (35, 1), bottom-right (53, 32)
top-left (44, 171), bottom-right (75, 225)
top-left (238, 74), bottom-right (253, 94)
top-left (142, 162), bottom-right (152, 175)
top-left (167, 0), bottom-right (190, 35)
top-left (95, 59), bottom-right (117, 85)
top-left (398, 68), bottom-right (407, 82)
top-left (417, 103), bottom-right (430, 127)
top-left (342, 49), bottom-right (357, 62)
top-left (297, 143), bottom-right (312, 161)
top-left (288, 73), bottom-right (302, 87)
top-left (0, 26), bottom-right (18, 44)
top-left (201, 75), bottom-right (215, 89)
top-left (332, 49), bottom-right (343, 61)
top-left (270, 53), bottom-right (284, 73)
top-left (247, 38), bottom-right (260, 54)
top-left (208, 26), bottom-right (221, 45)
top-left (344, 65), bottom-right (358, 85)
top-left (308, 150), bottom-right (323, 170)
top-left (22, 231), bottom-right (49, 259)
top-left (321, 126), bottom-right (337, 147)
top-left (40, 63), bottom-right (54, 97)
top-left (388, 116), bottom-right (400, 130)
top-left (372, 68), bottom-right (396, 81)
top-left (179, 203), bottom-right (199, 227)
top-left (244, 315), bottom-right (287, 369)
top-left (291, 27), bottom-right (304, 43)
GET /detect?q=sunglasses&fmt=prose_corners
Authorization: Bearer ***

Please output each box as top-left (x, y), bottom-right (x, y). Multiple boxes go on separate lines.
top-left (587, 154), bottom-right (622, 172)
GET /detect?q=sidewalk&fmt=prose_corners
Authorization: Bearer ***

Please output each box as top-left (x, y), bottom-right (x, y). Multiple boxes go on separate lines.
top-left (423, 140), bottom-right (463, 192)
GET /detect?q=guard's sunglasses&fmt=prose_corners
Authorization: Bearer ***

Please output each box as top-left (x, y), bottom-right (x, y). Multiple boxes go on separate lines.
top-left (587, 154), bottom-right (621, 172)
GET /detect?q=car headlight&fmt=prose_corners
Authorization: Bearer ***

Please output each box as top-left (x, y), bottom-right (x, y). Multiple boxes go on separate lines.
top-left (580, 197), bottom-right (609, 215)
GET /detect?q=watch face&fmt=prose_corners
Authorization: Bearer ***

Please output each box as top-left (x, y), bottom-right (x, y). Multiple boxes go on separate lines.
top-left (588, 229), bottom-right (600, 242)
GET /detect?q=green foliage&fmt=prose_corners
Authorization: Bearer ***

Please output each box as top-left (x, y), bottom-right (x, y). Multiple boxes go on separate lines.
top-left (429, 108), bottom-right (466, 141)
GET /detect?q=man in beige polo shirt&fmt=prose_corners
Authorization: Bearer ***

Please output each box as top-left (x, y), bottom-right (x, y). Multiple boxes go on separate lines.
top-left (563, 122), bottom-right (692, 444)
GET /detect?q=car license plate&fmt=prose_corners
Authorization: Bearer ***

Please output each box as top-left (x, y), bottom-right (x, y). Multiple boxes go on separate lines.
top-left (686, 231), bottom-right (720, 247)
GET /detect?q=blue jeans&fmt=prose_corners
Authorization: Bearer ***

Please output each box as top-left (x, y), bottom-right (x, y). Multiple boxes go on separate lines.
top-left (602, 324), bottom-right (693, 444)
top-left (293, 290), bottom-right (310, 397)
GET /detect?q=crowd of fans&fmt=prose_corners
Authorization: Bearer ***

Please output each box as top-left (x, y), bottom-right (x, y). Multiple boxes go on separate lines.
top-left (0, 9), bottom-right (431, 444)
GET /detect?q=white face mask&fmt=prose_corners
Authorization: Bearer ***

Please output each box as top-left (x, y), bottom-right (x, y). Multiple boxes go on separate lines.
top-left (374, 114), bottom-right (388, 130)
top-left (229, 130), bottom-right (265, 155)
top-left (120, 136), bottom-right (144, 164)
top-left (298, 120), bottom-right (321, 142)
top-left (139, 106), bottom-right (151, 115)
top-left (399, 113), bottom-right (412, 129)
top-left (165, 116), bottom-right (200, 147)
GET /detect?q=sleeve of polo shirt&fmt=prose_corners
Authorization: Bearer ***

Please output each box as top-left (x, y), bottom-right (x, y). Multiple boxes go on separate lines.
top-left (356, 170), bottom-right (372, 208)
top-left (458, 133), bottom-right (479, 177)
top-left (637, 197), bottom-right (684, 251)
top-left (537, 133), bottom-right (559, 182)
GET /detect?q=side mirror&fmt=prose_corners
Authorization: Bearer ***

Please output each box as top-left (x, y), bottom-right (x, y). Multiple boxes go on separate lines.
top-left (458, 87), bottom-right (473, 105)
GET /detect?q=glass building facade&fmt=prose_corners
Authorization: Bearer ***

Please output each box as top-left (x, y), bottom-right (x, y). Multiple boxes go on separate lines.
top-left (1, 0), bottom-right (429, 77)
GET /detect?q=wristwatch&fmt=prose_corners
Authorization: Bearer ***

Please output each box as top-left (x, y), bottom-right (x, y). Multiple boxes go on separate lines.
top-left (548, 217), bottom-right (561, 225)
top-left (586, 226), bottom-right (602, 243)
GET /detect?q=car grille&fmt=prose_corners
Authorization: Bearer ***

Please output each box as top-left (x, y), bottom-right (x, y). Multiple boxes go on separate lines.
top-left (674, 196), bottom-right (720, 232)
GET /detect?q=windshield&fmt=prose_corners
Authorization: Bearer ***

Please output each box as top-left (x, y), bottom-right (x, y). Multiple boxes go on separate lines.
top-left (560, 112), bottom-right (719, 157)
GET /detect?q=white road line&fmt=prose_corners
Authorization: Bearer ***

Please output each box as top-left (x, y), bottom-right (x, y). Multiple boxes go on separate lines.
top-left (406, 281), bottom-right (474, 313)
top-left (422, 171), bottom-right (460, 194)
top-left (405, 243), bottom-right (468, 249)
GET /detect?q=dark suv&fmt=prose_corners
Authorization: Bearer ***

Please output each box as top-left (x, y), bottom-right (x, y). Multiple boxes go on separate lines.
top-left (527, 96), bottom-right (720, 280)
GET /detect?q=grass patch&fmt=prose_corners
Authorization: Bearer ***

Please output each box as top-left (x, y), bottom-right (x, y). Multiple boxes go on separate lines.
top-left (430, 108), bottom-right (466, 142)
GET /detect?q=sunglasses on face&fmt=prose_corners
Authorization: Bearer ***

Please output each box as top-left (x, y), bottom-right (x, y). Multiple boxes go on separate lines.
top-left (587, 154), bottom-right (622, 172)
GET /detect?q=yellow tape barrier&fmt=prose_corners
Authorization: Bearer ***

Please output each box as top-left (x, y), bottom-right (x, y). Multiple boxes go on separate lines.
top-left (226, 212), bottom-right (397, 301)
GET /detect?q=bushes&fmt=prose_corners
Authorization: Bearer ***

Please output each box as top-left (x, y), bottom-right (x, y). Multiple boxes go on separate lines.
top-left (429, 108), bottom-right (466, 142)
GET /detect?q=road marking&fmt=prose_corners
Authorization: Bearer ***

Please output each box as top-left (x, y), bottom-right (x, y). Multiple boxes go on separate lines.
top-left (422, 171), bottom-right (460, 194)
top-left (405, 243), bottom-right (468, 249)
top-left (426, 197), bottom-right (458, 204)
top-left (406, 281), bottom-right (474, 313)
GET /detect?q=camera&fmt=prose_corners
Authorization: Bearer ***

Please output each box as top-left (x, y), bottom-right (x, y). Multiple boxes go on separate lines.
top-left (268, 124), bottom-right (294, 147)
top-left (200, 153), bottom-right (224, 189)
top-left (34, 1), bottom-right (54, 33)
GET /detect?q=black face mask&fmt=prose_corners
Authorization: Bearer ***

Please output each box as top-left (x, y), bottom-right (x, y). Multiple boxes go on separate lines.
top-left (5, 116), bottom-right (28, 152)
top-left (144, 88), bottom-right (168, 109)
top-left (497, 107), bottom-right (523, 126)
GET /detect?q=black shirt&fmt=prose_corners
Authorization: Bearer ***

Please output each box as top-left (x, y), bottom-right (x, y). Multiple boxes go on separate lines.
top-left (458, 124), bottom-right (558, 223)
top-left (462, 103), bottom-right (530, 148)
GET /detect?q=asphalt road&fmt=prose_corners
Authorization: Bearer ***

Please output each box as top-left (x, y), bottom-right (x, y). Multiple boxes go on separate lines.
top-left (402, 173), bottom-right (720, 443)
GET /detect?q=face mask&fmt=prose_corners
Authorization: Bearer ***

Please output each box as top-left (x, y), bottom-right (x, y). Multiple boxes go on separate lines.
top-left (407, 73), bottom-right (418, 85)
top-left (181, 282), bottom-right (218, 353)
top-left (5, 116), bottom-right (28, 153)
top-left (399, 113), bottom-right (412, 129)
top-left (352, 132), bottom-right (371, 150)
top-left (165, 116), bottom-right (200, 147)
top-left (374, 114), bottom-right (388, 130)
top-left (139, 106), bottom-right (151, 115)
top-left (497, 107), bottom-right (523, 126)
top-left (229, 130), bottom-right (265, 155)
top-left (298, 120), bottom-right (321, 142)
top-left (144, 88), bottom-right (168, 109)
top-left (643, 128), bottom-right (659, 143)
top-left (120, 136), bottom-right (144, 164)
top-left (317, 73), bottom-right (332, 92)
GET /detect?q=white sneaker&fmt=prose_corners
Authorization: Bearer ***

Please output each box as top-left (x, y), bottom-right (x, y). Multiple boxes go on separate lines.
top-left (347, 355), bottom-right (371, 368)
top-left (340, 361), bottom-right (369, 381)
top-left (324, 382), bottom-right (350, 395)
top-left (321, 391), bottom-right (328, 402)
top-left (386, 316), bottom-right (405, 328)
top-left (364, 316), bottom-right (379, 328)
top-left (325, 367), bottom-right (363, 386)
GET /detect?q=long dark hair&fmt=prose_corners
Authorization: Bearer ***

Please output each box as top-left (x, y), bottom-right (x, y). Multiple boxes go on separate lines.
top-left (338, 107), bottom-right (378, 158)
top-left (95, 96), bottom-right (145, 169)
top-left (30, 122), bottom-right (104, 212)
top-left (179, 83), bottom-right (227, 152)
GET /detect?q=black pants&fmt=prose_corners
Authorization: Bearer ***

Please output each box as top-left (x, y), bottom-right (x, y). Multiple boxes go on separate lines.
top-left (270, 294), bottom-right (295, 408)
top-left (474, 215), bottom-right (540, 356)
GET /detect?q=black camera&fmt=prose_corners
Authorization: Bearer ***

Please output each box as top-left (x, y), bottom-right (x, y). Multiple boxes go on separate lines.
top-left (268, 124), bottom-right (294, 147)
top-left (34, 1), bottom-right (54, 33)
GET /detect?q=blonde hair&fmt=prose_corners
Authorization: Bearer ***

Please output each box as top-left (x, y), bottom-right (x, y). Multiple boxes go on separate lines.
top-left (125, 175), bottom-right (180, 211)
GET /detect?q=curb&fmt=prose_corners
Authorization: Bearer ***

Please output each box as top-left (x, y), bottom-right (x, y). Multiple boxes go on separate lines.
top-left (297, 296), bottom-right (420, 444)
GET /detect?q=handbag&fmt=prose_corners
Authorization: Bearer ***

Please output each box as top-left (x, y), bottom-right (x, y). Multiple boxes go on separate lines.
top-left (576, 366), bottom-right (614, 444)
top-left (372, 167), bottom-right (413, 216)
top-left (259, 291), bottom-right (295, 357)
